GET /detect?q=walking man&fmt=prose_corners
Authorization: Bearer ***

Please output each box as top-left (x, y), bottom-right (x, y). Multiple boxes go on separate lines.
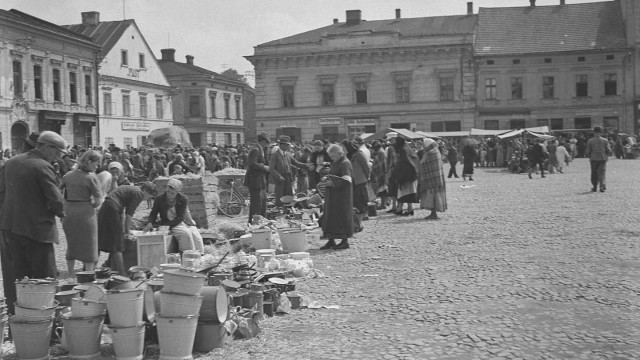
top-left (585, 126), bottom-right (611, 192)
top-left (244, 132), bottom-right (271, 224)
top-left (0, 131), bottom-right (67, 314)
top-left (528, 138), bottom-right (548, 179)
top-left (447, 143), bottom-right (459, 178)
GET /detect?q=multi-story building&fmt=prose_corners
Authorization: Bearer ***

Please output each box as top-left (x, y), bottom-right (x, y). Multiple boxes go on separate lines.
top-left (243, 86), bottom-right (257, 142)
top-left (246, 7), bottom-right (478, 142)
top-left (64, 12), bottom-right (173, 148)
top-left (158, 49), bottom-right (246, 147)
top-left (474, 0), bottom-right (633, 134)
top-left (0, 9), bottom-right (100, 151)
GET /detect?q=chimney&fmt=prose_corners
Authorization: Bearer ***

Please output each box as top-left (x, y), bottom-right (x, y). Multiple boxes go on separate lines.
top-left (81, 11), bottom-right (100, 26)
top-left (530, 0), bottom-right (536, 6)
top-left (467, 2), bottom-right (473, 15)
top-left (559, 0), bottom-right (565, 4)
top-left (333, 18), bottom-right (338, 24)
top-left (346, 10), bottom-right (361, 25)
top-left (161, 48), bottom-right (175, 62)
top-left (185, 55), bottom-right (194, 65)
top-left (395, 9), bottom-right (401, 19)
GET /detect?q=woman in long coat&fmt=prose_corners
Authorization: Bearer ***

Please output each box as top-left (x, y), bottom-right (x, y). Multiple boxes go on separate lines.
top-left (369, 140), bottom-right (387, 210)
top-left (341, 139), bottom-right (370, 233)
top-left (419, 138), bottom-right (447, 220)
top-left (461, 138), bottom-right (477, 181)
top-left (61, 150), bottom-right (103, 277)
top-left (319, 144), bottom-right (353, 250)
top-left (391, 137), bottom-right (420, 216)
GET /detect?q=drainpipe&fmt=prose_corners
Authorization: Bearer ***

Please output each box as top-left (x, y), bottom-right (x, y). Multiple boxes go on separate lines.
top-left (94, 49), bottom-right (100, 148)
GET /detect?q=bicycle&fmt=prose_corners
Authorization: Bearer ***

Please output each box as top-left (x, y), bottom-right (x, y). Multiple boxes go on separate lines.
top-left (217, 177), bottom-right (250, 218)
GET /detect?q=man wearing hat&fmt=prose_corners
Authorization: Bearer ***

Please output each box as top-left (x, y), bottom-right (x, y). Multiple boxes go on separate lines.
top-left (22, 131), bottom-right (40, 153)
top-left (585, 126), bottom-right (611, 192)
top-left (269, 135), bottom-right (306, 206)
top-left (308, 140), bottom-right (329, 191)
top-left (245, 132), bottom-right (271, 223)
top-left (0, 131), bottom-right (67, 314)
top-left (353, 135), bottom-right (371, 165)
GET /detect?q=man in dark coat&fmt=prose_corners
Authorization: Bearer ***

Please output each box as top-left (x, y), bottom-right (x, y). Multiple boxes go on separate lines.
top-left (269, 135), bottom-right (305, 206)
top-left (245, 132), bottom-right (271, 224)
top-left (585, 126), bottom-right (611, 192)
top-left (0, 131), bottom-right (67, 314)
top-left (528, 138), bottom-right (548, 179)
top-left (447, 142), bottom-right (459, 178)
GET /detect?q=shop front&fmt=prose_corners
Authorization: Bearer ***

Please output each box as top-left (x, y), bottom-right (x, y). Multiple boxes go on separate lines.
top-left (38, 110), bottom-right (67, 135)
top-left (346, 118), bottom-right (377, 139)
top-left (73, 114), bottom-right (97, 148)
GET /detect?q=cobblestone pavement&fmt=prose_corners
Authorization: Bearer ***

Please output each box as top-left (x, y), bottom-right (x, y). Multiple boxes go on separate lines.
top-left (2, 158), bottom-right (639, 360)
top-left (220, 158), bottom-right (640, 360)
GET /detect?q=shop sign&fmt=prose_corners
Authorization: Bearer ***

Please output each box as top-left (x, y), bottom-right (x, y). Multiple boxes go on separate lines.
top-left (122, 121), bottom-right (150, 131)
top-left (319, 117), bottom-right (342, 126)
top-left (348, 118), bottom-right (376, 126)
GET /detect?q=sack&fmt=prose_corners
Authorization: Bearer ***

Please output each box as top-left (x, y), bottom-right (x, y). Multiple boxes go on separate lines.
top-left (232, 307), bottom-right (261, 339)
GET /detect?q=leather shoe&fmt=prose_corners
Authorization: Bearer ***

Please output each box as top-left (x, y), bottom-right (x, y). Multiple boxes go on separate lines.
top-left (354, 226), bottom-right (363, 233)
top-left (320, 240), bottom-right (336, 250)
top-left (591, 187), bottom-right (597, 192)
top-left (386, 209), bottom-right (396, 213)
top-left (333, 241), bottom-right (350, 250)
top-left (600, 188), bottom-right (606, 192)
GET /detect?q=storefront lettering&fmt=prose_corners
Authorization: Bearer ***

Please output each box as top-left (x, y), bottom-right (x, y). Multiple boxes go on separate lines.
top-left (319, 117), bottom-right (342, 125)
top-left (122, 121), bottom-right (150, 131)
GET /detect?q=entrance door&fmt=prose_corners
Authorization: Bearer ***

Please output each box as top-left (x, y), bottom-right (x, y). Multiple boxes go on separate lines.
top-left (11, 122), bottom-right (28, 153)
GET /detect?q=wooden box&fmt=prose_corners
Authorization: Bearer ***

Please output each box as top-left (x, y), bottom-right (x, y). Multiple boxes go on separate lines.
top-left (135, 233), bottom-right (172, 268)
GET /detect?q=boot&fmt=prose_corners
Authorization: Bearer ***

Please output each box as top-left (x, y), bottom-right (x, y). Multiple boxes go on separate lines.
top-left (320, 239), bottom-right (336, 250)
top-left (333, 239), bottom-right (350, 250)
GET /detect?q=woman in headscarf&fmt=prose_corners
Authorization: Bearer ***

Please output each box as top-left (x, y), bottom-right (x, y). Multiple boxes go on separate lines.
top-left (341, 139), bottom-right (369, 233)
top-left (98, 184), bottom-right (153, 275)
top-left (391, 137), bottom-right (420, 216)
top-left (193, 151), bottom-right (206, 176)
top-left (369, 140), bottom-right (387, 210)
top-left (418, 138), bottom-right (448, 220)
top-left (319, 144), bottom-right (353, 250)
top-left (60, 150), bottom-right (103, 277)
top-left (144, 178), bottom-right (203, 252)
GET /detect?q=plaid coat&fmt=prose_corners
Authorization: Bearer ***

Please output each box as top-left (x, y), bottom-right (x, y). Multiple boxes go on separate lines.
top-left (418, 143), bottom-right (446, 195)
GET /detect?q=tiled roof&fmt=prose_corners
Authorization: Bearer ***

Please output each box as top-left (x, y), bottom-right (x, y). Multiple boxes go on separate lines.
top-left (158, 61), bottom-right (239, 84)
top-left (258, 14), bottom-right (477, 47)
top-left (63, 20), bottom-right (134, 56)
top-left (2, 9), bottom-right (96, 45)
top-left (475, 1), bottom-right (627, 56)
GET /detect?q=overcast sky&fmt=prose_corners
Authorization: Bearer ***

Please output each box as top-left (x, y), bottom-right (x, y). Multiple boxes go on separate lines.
top-left (3, 0), bottom-right (605, 86)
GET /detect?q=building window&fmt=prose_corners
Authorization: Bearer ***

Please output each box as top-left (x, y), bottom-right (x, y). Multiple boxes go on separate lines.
top-left (189, 96), bottom-right (201, 117)
top-left (574, 117), bottom-right (591, 129)
top-left (282, 85), bottom-right (294, 108)
top-left (511, 77), bottom-right (523, 99)
top-left (606, 54), bottom-right (615, 60)
top-left (485, 78), bottom-right (497, 100)
top-left (122, 94), bottom-right (130, 116)
top-left (576, 75), bottom-right (588, 97)
top-left (224, 94), bottom-right (231, 118)
top-left (439, 77), bottom-right (454, 101)
top-left (578, 56), bottom-right (586, 62)
top-left (139, 53), bottom-right (145, 68)
top-left (604, 74), bottom-right (617, 96)
top-left (544, 58), bottom-right (552, 63)
top-left (156, 98), bottom-right (163, 119)
top-left (512, 59), bottom-right (520, 64)
top-left (537, 119), bottom-right (549, 127)
top-left (137, 135), bottom-right (147, 147)
top-left (486, 60), bottom-right (494, 65)
top-left (484, 120), bottom-right (499, 130)
top-left (140, 95), bottom-right (147, 118)
top-left (395, 80), bottom-right (410, 103)
top-left (321, 84), bottom-right (335, 106)
top-left (603, 116), bottom-right (619, 131)
top-left (542, 76), bottom-right (555, 99)
top-left (210, 93), bottom-right (217, 117)
top-left (236, 134), bottom-right (241, 144)
top-left (235, 96), bottom-right (241, 119)
top-left (225, 133), bottom-right (232, 145)
top-left (124, 137), bottom-right (133, 148)
top-left (550, 118), bottom-right (564, 130)
top-left (84, 75), bottom-right (92, 105)
top-left (53, 69), bottom-right (61, 101)
top-left (34, 65), bottom-right (43, 100)
top-left (12, 61), bottom-right (22, 98)
top-left (509, 119), bottom-right (526, 129)
top-left (104, 137), bottom-right (114, 147)
top-left (431, 121), bottom-right (461, 132)
top-left (355, 82), bottom-right (368, 104)
top-left (104, 93), bottom-right (112, 115)
top-left (69, 72), bottom-right (78, 103)
top-left (121, 50), bottom-right (128, 66)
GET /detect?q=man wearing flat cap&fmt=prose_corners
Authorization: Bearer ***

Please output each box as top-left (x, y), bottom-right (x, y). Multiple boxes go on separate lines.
top-left (269, 135), bottom-right (306, 206)
top-left (0, 131), bottom-right (67, 314)
top-left (245, 132), bottom-right (271, 223)
top-left (585, 126), bottom-right (611, 192)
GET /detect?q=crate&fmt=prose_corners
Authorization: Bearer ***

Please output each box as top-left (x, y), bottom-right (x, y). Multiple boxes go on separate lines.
top-left (135, 233), bottom-right (172, 268)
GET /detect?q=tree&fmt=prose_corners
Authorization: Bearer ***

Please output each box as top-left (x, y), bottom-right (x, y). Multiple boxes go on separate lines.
top-left (220, 68), bottom-right (247, 84)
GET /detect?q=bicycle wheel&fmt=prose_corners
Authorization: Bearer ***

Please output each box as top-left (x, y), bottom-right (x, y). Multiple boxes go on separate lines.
top-left (217, 189), bottom-right (245, 217)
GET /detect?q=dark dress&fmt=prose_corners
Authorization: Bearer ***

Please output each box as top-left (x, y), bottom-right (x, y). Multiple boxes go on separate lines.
top-left (462, 145), bottom-right (476, 176)
top-left (322, 156), bottom-right (354, 240)
top-left (98, 185), bottom-right (144, 253)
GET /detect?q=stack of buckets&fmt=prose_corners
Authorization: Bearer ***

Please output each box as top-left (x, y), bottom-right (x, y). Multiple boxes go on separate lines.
top-left (62, 282), bottom-right (107, 359)
top-left (106, 286), bottom-right (146, 360)
top-left (194, 285), bottom-right (230, 353)
top-left (157, 269), bottom-right (206, 360)
top-left (9, 279), bottom-right (58, 360)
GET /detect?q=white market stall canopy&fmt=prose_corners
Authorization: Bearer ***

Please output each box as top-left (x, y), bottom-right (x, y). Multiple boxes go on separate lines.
top-left (469, 128), bottom-right (506, 136)
top-left (423, 131), bottom-right (470, 137)
top-left (498, 126), bottom-right (553, 140)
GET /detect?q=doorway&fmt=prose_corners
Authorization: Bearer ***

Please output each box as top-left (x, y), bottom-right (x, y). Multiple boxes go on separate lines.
top-left (11, 121), bottom-right (28, 153)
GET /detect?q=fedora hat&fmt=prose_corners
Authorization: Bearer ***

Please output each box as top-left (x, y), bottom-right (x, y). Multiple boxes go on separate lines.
top-left (277, 135), bottom-right (291, 145)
